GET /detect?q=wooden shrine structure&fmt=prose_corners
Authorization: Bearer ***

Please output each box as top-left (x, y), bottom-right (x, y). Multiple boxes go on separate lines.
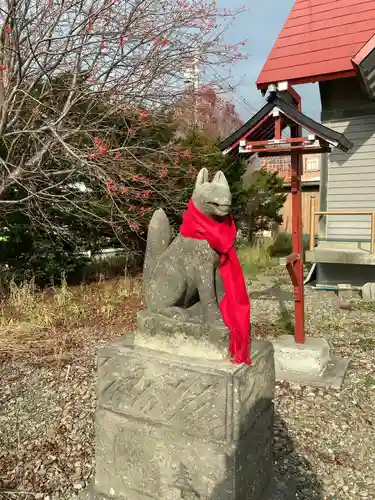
top-left (220, 84), bottom-right (352, 344)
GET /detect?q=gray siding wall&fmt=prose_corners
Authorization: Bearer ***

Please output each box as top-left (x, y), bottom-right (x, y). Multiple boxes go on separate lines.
top-left (320, 78), bottom-right (375, 243)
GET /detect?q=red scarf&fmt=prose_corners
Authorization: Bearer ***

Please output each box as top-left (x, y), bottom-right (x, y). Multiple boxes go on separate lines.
top-left (180, 200), bottom-right (251, 365)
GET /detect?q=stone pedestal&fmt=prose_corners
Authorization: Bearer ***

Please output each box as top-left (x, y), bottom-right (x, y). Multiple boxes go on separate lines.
top-left (137, 310), bottom-right (228, 345)
top-left (86, 337), bottom-right (275, 500)
top-left (362, 282), bottom-right (375, 301)
top-left (273, 335), bottom-right (349, 389)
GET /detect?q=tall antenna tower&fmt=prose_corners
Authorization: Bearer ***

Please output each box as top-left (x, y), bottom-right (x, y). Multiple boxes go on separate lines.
top-left (184, 53), bottom-right (200, 90)
top-left (184, 52), bottom-right (200, 125)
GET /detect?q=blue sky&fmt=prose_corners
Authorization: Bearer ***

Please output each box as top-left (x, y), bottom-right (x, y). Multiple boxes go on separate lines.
top-left (216, 0), bottom-right (321, 121)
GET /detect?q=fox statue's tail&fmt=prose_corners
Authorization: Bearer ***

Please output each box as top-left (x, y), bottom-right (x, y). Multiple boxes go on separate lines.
top-left (143, 208), bottom-right (172, 305)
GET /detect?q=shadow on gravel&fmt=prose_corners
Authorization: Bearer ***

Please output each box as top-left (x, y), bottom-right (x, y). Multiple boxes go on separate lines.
top-left (251, 284), bottom-right (293, 302)
top-left (274, 412), bottom-right (324, 500)
top-left (205, 396), bottom-right (323, 500)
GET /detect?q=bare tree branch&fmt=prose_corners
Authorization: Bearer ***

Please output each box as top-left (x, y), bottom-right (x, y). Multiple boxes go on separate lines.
top-left (0, 0), bottom-right (248, 238)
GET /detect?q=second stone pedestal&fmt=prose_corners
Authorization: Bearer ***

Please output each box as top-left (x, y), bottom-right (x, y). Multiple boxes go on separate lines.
top-left (273, 335), bottom-right (349, 389)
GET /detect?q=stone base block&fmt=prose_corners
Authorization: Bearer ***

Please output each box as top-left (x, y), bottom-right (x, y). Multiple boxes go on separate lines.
top-left (273, 335), bottom-right (349, 389)
top-left (94, 406), bottom-right (273, 500)
top-left (362, 282), bottom-right (375, 301)
top-left (137, 309), bottom-right (228, 345)
top-left (86, 338), bottom-right (275, 500)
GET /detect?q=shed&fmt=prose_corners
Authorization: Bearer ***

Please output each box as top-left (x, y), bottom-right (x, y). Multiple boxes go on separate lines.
top-left (255, 0), bottom-right (375, 286)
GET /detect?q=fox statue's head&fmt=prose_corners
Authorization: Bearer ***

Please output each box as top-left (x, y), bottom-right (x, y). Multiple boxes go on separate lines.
top-left (192, 167), bottom-right (232, 218)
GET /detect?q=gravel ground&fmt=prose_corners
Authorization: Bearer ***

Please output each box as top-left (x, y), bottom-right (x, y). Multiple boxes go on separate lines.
top-left (250, 267), bottom-right (375, 500)
top-left (1, 267), bottom-right (375, 500)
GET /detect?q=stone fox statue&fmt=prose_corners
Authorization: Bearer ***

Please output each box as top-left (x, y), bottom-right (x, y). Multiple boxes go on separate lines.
top-left (143, 167), bottom-right (232, 328)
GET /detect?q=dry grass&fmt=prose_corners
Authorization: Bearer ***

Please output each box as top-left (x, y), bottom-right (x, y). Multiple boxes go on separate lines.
top-left (0, 277), bottom-right (143, 363)
top-left (238, 243), bottom-right (278, 277)
top-left (0, 243), bottom-right (277, 363)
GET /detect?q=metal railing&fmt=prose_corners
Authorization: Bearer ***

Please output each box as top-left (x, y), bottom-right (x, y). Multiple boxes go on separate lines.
top-left (309, 196), bottom-right (375, 254)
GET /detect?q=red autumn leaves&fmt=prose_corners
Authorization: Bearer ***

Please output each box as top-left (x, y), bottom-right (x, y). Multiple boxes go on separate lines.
top-left (87, 137), bottom-right (108, 159)
top-left (89, 127), bottom-right (198, 234)
top-left (105, 175), bottom-right (154, 202)
top-left (105, 174), bottom-right (154, 233)
top-left (153, 38), bottom-right (168, 48)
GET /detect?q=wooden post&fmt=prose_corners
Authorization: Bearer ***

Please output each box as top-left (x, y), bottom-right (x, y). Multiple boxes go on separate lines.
top-left (309, 196), bottom-right (315, 251)
top-left (290, 126), bottom-right (305, 344)
top-left (371, 213), bottom-right (375, 254)
top-left (274, 116), bottom-right (282, 139)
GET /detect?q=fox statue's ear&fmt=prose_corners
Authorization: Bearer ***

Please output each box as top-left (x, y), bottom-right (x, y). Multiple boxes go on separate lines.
top-left (195, 167), bottom-right (209, 187)
top-left (212, 170), bottom-right (229, 189)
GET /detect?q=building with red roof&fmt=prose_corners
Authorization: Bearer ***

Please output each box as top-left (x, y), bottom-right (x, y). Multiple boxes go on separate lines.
top-left (255, 0), bottom-right (375, 287)
top-left (221, 0), bottom-right (375, 286)
top-left (257, 0), bottom-right (375, 92)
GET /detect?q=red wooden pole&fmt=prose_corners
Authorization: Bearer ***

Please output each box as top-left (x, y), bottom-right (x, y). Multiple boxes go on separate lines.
top-left (274, 116), bottom-right (282, 139)
top-left (290, 129), bottom-right (305, 344)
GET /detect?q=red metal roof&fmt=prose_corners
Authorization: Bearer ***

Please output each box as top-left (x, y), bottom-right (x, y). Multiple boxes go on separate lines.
top-left (256, 0), bottom-right (375, 88)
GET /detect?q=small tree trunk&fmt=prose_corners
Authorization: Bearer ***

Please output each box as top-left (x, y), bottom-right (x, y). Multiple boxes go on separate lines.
top-left (247, 215), bottom-right (255, 244)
